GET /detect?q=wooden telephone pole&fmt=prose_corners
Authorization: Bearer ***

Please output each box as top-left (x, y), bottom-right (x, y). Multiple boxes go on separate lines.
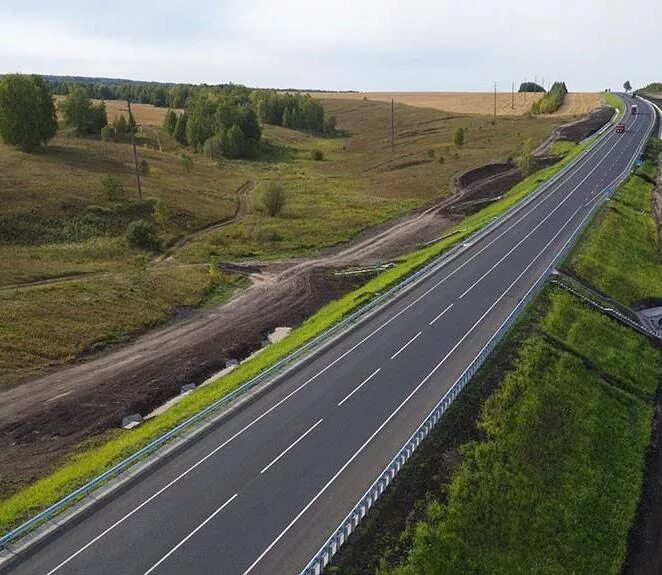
top-left (494, 82), bottom-right (497, 117)
top-left (127, 99), bottom-right (143, 200)
top-left (391, 98), bottom-right (395, 151)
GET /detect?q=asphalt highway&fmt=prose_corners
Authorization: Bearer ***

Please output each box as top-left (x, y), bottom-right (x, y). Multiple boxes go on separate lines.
top-left (2, 94), bottom-right (654, 575)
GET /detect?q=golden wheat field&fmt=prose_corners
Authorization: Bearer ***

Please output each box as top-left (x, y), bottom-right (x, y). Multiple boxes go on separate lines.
top-left (54, 96), bottom-right (170, 126)
top-left (311, 92), bottom-right (603, 117)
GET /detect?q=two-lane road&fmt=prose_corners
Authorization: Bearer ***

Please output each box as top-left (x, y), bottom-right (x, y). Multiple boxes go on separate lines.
top-left (2, 94), bottom-right (654, 575)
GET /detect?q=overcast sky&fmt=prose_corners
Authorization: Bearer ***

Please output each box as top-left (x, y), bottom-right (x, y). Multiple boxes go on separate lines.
top-left (1, 0), bottom-right (659, 91)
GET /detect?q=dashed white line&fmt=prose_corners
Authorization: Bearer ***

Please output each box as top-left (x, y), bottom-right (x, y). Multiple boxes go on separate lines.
top-left (242, 204), bottom-right (585, 575)
top-left (458, 132), bottom-right (624, 300)
top-left (429, 303), bottom-right (454, 326)
top-left (390, 332), bottom-right (422, 360)
top-left (142, 493), bottom-right (238, 575)
top-left (260, 419), bottom-right (324, 474)
top-left (337, 368), bottom-right (382, 407)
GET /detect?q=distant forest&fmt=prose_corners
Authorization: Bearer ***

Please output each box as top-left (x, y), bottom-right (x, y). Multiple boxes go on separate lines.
top-left (39, 75), bottom-right (356, 109)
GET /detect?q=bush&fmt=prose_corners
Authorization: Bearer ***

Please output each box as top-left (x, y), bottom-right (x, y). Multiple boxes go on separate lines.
top-left (114, 115), bottom-right (128, 138)
top-left (126, 219), bottom-right (161, 252)
top-left (453, 127), bottom-right (465, 148)
top-left (59, 86), bottom-right (107, 136)
top-left (427, 149), bottom-right (435, 158)
top-left (100, 175), bottom-right (127, 202)
top-left (310, 148), bottom-right (324, 161)
top-left (519, 139), bottom-right (536, 178)
top-left (203, 135), bottom-right (224, 161)
top-left (180, 153), bottom-right (193, 173)
top-left (100, 125), bottom-right (116, 142)
top-left (140, 159), bottom-right (150, 176)
top-left (261, 182), bottom-right (287, 217)
top-left (255, 227), bottom-right (283, 242)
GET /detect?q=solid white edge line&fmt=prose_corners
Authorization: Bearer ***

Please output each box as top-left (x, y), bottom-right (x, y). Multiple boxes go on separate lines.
top-left (389, 332), bottom-right (422, 360)
top-left (429, 303), bottom-right (454, 326)
top-left (260, 419), bottom-right (325, 475)
top-left (142, 493), bottom-right (238, 575)
top-left (243, 205), bottom-right (586, 575)
top-left (337, 368), bottom-right (382, 407)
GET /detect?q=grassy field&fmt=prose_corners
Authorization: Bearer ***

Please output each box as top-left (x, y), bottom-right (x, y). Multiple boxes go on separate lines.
top-left (0, 97), bottom-right (568, 387)
top-left (0, 267), bottom-right (247, 386)
top-left (567, 161), bottom-right (660, 305)
top-left (312, 92), bottom-right (602, 117)
top-left (383, 287), bottom-right (656, 575)
top-left (176, 99), bottom-right (564, 262)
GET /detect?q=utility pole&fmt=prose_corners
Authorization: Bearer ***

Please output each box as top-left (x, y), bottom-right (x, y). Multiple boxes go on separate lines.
top-left (494, 82), bottom-right (497, 118)
top-left (512, 80), bottom-right (515, 110)
top-left (391, 98), bottom-right (395, 151)
top-left (127, 99), bottom-right (143, 200)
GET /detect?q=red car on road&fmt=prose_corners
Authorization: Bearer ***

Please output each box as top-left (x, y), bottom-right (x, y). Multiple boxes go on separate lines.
top-left (615, 123), bottom-right (625, 133)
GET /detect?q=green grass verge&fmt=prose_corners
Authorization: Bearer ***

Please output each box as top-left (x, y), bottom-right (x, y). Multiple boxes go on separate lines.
top-left (0, 137), bottom-right (595, 536)
top-left (542, 290), bottom-right (660, 395)
top-left (604, 92), bottom-right (626, 116)
top-left (385, 288), bottom-right (656, 575)
top-left (567, 161), bottom-right (660, 305)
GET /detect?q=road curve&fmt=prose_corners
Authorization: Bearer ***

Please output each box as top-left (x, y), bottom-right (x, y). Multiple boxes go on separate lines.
top-left (1, 95), bottom-right (653, 575)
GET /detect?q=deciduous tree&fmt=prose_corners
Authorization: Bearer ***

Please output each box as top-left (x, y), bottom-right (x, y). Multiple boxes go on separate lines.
top-left (0, 74), bottom-right (57, 151)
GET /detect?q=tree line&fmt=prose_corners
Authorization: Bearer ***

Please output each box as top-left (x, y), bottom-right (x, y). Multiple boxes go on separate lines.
top-left (162, 89), bottom-right (262, 159)
top-left (162, 89), bottom-right (337, 160)
top-left (531, 81), bottom-right (568, 114)
top-left (44, 77), bottom-right (199, 109)
top-left (0, 74), bottom-right (337, 161)
top-left (253, 91), bottom-right (336, 134)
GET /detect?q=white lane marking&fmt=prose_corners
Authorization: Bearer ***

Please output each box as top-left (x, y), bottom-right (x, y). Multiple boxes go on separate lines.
top-left (260, 419), bottom-right (324, 474)
top-left (585, 191), bottom-right (607, 207)
top-left (40, 123), bottom-right (624, 574)
top-left (390, 332), bottom-right (422, 360)
top-left (458, 131), bottom-right (625, 300)
top-left (242, 204), bottom-right (586, 575)
top-left (429, 303), bottom-right (453, 326)
top-left (337, 369), bottom-right (382, 407)
top-left (142, 493), bottom-right (238, 575)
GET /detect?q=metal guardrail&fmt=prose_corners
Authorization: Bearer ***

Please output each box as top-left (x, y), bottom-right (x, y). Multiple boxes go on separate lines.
top-left (300, 97), bottom-right (655, 575)
top-left (0, 99), bottom-right (625, 553)
top-left (549, 278), bottom-right (660, 340)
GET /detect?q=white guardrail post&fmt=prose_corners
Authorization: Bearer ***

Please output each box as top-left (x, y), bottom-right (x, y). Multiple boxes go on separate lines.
top-left (299, 97), bottom-right (655, 575)
top-left (0, 98), bottom-right (631, 553)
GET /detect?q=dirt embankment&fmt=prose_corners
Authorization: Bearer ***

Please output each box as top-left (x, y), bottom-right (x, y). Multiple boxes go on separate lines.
top-left (553, 105), bottom-right (616, 142)
top-left (449, 106), bottom-right (615, 216)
